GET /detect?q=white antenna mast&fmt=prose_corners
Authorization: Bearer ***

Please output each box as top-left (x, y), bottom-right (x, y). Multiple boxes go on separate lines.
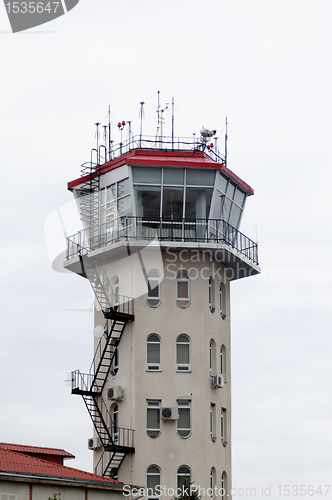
top-left (156, 90), bottom-right (169, 143)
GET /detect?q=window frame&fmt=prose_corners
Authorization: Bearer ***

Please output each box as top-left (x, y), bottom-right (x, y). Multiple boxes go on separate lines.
top-left (209, 277), bottom-right (215, 313)
top-left (110, 344), bottom-right (119, 376)
top-left (220, 282), bottom-right (226, 319)
top-left (221, 407), bottom-right (227, 446)
top-left (176, 271), bottom-right (190, 308)
top-left (147, 401), bottom-right (161, 438)
top-left (176, 334), bottom-right (191, 372)
top-left (147, 270), bottom-right (161, 307)
top-left (177, 465), bottom-right (191, 490)
top-left (146, 465), bottom-right (161, 500)
top-left (110, 403), bottom-right (119, 442)
top-left (147, 334), bottom-right (161, 371)
top-left (210, 403), bottom-right (216, 442)
top-left (177, 400), bottom-right (191, 438)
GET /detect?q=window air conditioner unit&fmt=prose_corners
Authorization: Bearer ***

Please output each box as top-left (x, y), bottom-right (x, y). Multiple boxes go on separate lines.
top-left (161, 407), bottom-right (179, 420)
top-left (108, 385), bottom-right (123, 400)
top-left (211, 374), bottom-right (224, 388)
top-left (88, 437), bottom-right (101, 450)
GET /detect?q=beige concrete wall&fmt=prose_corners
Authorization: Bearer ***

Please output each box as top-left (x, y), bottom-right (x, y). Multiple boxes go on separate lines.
top-left (92, 249), bottom-right (232, 498)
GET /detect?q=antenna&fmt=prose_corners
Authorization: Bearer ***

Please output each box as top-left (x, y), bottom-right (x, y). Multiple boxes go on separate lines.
top-left (103, 125), bottom-right (107, 162)
top-left (225, 117), bottom-right (228, 167)
top-left (95, 122), bottom-right (100, 164)
top-left (139, 101), bottom-right (145, 148)
top-left (127, 120), bottom-right (132, 149)
top-left (171, 97), bottom-right (174, 150)
top-left (156, 90), bottom-right (169, 143)
top-left (108, 105), bottom-right (111, 161)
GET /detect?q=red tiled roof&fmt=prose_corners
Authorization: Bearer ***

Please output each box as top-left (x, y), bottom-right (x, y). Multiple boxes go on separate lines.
top-left (0, 447), bottom-right (121, 485)
top-left (0, 442), bottom-right (74, 459)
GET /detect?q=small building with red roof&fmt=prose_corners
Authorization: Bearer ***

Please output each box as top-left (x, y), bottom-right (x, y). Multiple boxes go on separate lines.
top-left (0, 443), bottom-right (133, 500)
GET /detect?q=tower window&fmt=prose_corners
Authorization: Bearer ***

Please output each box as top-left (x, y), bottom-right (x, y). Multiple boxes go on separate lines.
top-left (110, 345), bottom-right (119, 376)
top-left (221, 408), bottom-right (227, 445)
top-left (147, 401), bottom-right (161, 438)
top-left (176, 335), bottom-right (190, 372)
top-left (147, 270), bottom-right (161, 307)
top-left (147, 465), bottom-right (161, 500)
top-left (221, 472), bottom-right (227, 500)
top-left (220, 345), bottom-right (226, 382)
top-left (177, 400), bottom-right (191, 438)
top-left (177, 465), bottom-right (191, 489)
top-left (210, 467), bottom-right (216, 500)
top-left (110, 404), bottom-right (118, 442)
top-left (209, 277), bottom-right (215, 313)
top-left (147, 334), bottom-right (161, 371)
top-left (210, 339), bottom-right (217, 376)
top-left (210, 403), bottom-right (216, 442)
top-left (220, 283), bottom-right (226, 319)
top-left (176, 271), bottom-right (190, 308)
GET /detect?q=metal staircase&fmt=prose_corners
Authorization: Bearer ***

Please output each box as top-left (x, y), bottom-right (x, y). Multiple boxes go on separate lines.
top-left (72, 249), bottom-right (135, 478)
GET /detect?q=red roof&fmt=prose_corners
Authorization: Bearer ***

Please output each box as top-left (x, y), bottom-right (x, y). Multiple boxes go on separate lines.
top-left (0, 446), bottom-right (121, 486)
top-left (0, 442), bottom-right (74, 459)
top-left (68, 149), bottom-right (254, 195)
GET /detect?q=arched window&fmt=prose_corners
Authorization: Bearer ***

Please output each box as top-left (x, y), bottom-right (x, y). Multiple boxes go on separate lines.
top-left (210, 338), bottom-right (217, 376)
top-left (112, 276), bottom-right (119, 307)
top-left (220, 344), bottom-right (226, 382)
top-left (210, 467), bottom-right (216, 500)
top-left (209, 277), bottom-right (215, 313)
top-left (210, 403), bottom-right (216, 442)
top-left (220, 283), bottom-right (226, 319)
top-left (221, 472), bottom-right (227, 500)
top-left (176, 335), bottom-right (190, 372)
top-left (110, 345), bottom-right (119, 376)
top-left (177, 400), bottom-right (191, 438)
top-left (147, 270), bottom-right (161, 307)
top-left (147, 334), bottom-right (161, 371)
top-left (111, 404), bottom-right (118, 441)
top-left (147, 465), bottom-right (161, 500)
top-left (177, 465), bottom-right (191, 489)
top-left (221, 408), bottom-right (227, 446)
top-left (176, 271), bottom-right (190, 308)
top-left (147, 401), bottom-right (161, 438)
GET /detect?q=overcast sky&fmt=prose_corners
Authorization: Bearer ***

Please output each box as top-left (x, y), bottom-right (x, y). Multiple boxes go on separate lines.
top-left (1, 1), bottom-right (332, 498)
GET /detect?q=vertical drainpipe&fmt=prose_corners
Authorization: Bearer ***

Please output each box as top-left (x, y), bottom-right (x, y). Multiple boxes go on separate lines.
top-left (29, 484), bottom-right (32, 500)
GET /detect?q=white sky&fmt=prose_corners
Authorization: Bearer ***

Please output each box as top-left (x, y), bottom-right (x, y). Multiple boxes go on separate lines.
top-left (1, 1), bottom-right (331, 498)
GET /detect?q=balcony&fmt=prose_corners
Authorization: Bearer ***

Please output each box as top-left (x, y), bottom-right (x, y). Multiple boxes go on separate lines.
top-left (65, 217), bottom-right (259, 280)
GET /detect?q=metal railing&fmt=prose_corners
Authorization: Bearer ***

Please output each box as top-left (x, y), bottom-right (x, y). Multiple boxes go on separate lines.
top-left (89, 134), bottom-right (225, 166)
top-left (67, 217), bottom-right (259, 265)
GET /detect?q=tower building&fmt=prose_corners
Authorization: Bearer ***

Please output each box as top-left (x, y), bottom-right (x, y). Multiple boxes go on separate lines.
top-left (65, 109), bottom-right (259, 498)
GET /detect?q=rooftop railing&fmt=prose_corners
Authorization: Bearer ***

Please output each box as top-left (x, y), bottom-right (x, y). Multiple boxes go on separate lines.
top-left (87, 134), bottom-right (225, 167)
top-left (66, 216), bottom-right (259, 265)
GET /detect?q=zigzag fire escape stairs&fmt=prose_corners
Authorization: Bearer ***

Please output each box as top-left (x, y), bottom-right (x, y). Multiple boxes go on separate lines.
top-left (71, 156), bottom-right (135, 478)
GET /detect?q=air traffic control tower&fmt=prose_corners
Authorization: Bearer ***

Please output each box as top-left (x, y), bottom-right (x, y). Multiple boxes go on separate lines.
top-left (65, 106), bottom-right (259, 499)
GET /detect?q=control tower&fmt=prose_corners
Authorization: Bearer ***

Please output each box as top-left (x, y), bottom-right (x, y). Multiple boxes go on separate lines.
top-left (65, 108), bottom-right (259, 499)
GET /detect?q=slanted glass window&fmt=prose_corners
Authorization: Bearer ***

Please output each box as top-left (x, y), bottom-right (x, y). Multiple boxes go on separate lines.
top-left (177, 465), bottom-right (191, 489)
top-left (147, 465), bottom-right (161, 500)
top-left (147, 401), bottom-right (161, 438)
top-left (163, 168), bottom-right (184, 185)
top-left (176, 335), bottom-right (190, 372)
top-left (163, 187), bottom-right (183, 219)
top-left (147, 334), bottom-right (161, 371)
top-left (186, 169), bottom-right (215, 186)
top-left (147, 270), bottom-right (161, 307)
top-left (185, 187), bottom-right (213, 219)
top-left (177, 401), bottom-right (191, 438)
top-left (209, 277), bottom-right (215, 313)
top-left (133, 167), bottom-right (162, 184)
top-left (176, 271), bottom-right (190, 308)
top-left (134, 185), bottom-right (161, 219)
